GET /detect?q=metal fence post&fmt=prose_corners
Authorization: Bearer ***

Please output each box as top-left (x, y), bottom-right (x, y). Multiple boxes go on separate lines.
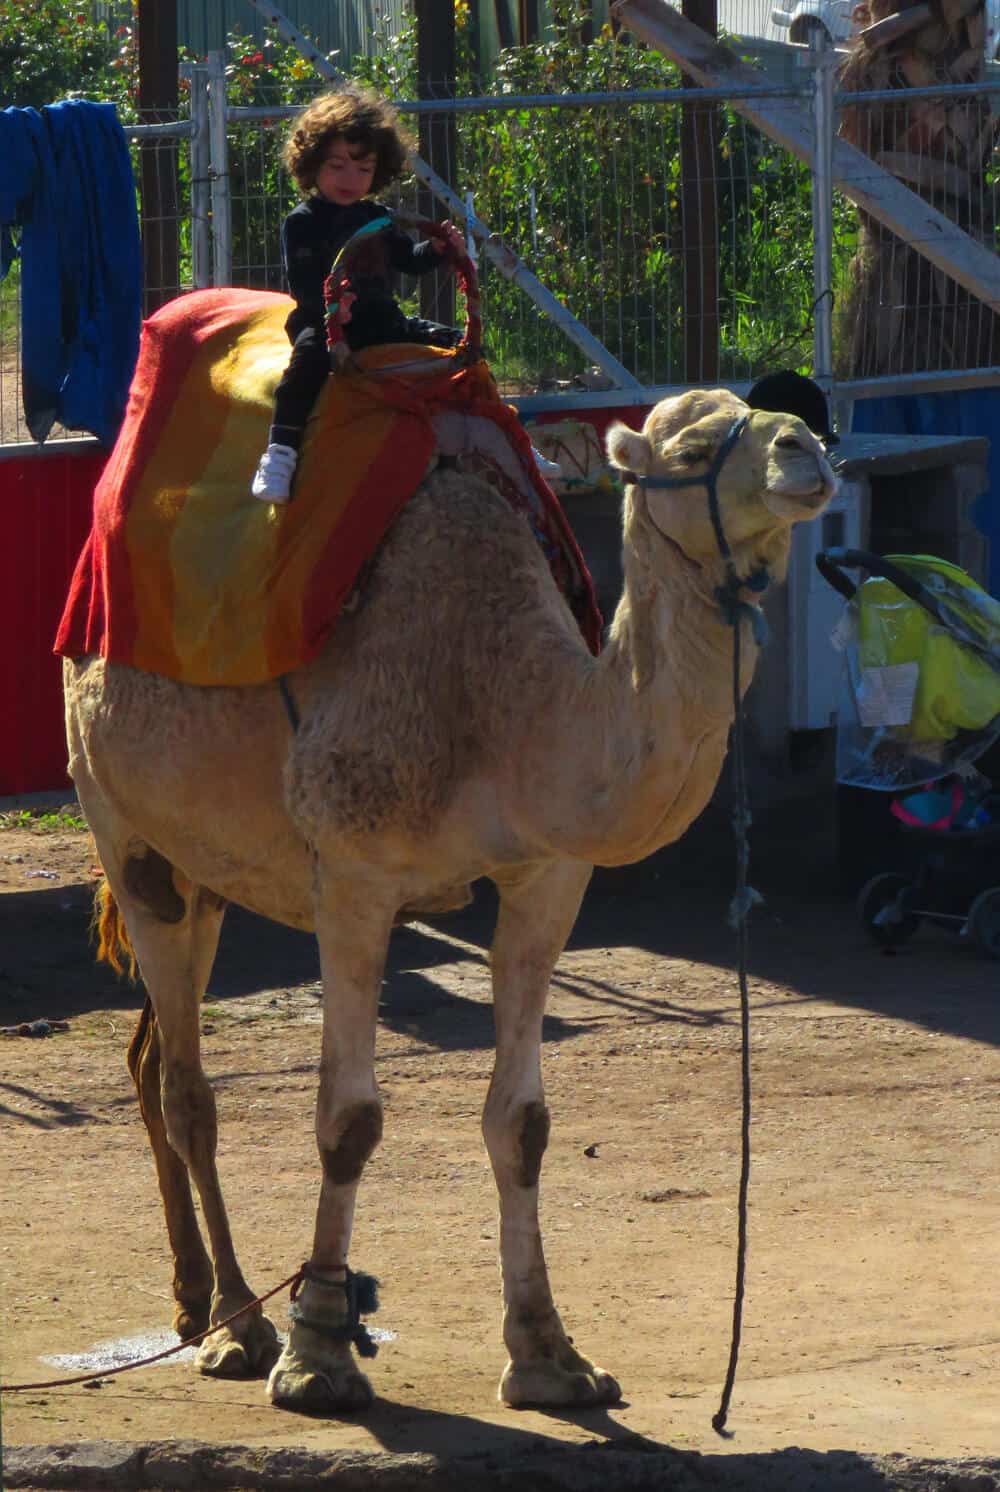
top-left (810, 28), bottom-right (835, 399)
top-left (207, 50), bottom-right (232, 287)
top-left (182, 62), bottom-right (211, 289)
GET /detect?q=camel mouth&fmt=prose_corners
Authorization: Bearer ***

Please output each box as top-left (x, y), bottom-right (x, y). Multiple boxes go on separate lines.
top-left (763, 450), bottom-right (838, 519)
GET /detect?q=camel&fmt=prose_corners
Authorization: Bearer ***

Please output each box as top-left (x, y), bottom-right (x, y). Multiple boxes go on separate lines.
top-left (62, 386), bottom-right (836, 1415)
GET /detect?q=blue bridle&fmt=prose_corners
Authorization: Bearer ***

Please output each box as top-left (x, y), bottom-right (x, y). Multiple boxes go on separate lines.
top-left (635, 412), bottom-right (769, 643)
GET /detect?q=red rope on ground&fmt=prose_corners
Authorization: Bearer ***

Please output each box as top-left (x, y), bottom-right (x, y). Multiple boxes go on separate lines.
top-left (0, 1267), bottom-right (304, 1393)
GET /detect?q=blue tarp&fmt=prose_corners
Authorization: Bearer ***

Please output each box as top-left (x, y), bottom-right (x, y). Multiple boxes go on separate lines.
top-left (0, 99), bottom-right (142, 447)
top-left (852, 389), bottom-right (1000, 599)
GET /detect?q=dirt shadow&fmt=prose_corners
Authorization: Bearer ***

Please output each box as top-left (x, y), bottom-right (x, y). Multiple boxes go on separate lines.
top-left (5, 1417), bottom-right (992, 1492)
top-left (3, 828), bottom-right (997, 1051)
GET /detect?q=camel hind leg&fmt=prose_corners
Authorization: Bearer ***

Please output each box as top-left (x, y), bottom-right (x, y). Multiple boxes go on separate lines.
top-left (126, 994), bottom-right (213, 1340)
top-left (486, 859), bottom-right (621, 1408)
top-left (83, 806), bottom-right (279, 1380)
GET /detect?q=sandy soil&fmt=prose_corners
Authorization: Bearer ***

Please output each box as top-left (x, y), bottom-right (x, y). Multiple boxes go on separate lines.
top-left (1, 811), bottom-right (998, 1488)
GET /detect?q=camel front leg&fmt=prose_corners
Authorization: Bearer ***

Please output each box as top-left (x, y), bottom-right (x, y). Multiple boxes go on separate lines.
top-left (268, 873), bottom-right (395, 1414)
top-left (486, 859), bottom-right (621, 1408)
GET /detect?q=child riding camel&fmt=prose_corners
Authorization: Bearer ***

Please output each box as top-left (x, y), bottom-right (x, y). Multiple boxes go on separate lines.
top-left (252, 86), bottom-right (465, 504)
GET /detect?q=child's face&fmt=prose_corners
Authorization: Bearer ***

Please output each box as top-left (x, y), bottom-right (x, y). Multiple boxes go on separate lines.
top-left (314, 140), bottom-right (377, 206)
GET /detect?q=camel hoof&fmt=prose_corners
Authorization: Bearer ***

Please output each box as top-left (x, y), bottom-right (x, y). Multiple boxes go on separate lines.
top-left (174, 1303), bottom-right (210, 1342)
top-left (267, 1349), bottom-right (374, 1414)
top-left (195, 1313), bottom-right (280, 1379)
top-left (500, 1360), bottom-right (622, 1408)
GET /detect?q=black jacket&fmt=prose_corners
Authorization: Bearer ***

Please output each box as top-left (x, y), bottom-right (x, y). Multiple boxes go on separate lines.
top-left (281, 196), bottom-right (443, 344)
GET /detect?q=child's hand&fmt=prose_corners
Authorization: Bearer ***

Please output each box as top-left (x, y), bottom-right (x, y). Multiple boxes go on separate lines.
top-left (431, 221), bottom-right (465, 257)
top-left (332, 289), bottom-right (356, 326)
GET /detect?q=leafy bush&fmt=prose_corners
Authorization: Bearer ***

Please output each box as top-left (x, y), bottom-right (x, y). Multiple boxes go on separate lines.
top-left (353, 1), bottom-right (822, 382)
top-left (0, 0), bottom-right (133, 112)
top-left (2, 0), bottom-right (832, 387)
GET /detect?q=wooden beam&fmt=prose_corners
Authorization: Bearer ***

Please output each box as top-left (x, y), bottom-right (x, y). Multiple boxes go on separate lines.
top-left (466, 0), bottom-right (483, 76)
top-left (416, 0), bottom-right (457, 326)
top-left (613, 0), bottom-right (1000, 313)
top-left (494, 0), bottom-right (516, 48)
top-left (136, 0), bottom-right (179, 313)
top-left (680, 0), bottom-right (719, 381)
top-left (518, 0), bottom-right (540, 43)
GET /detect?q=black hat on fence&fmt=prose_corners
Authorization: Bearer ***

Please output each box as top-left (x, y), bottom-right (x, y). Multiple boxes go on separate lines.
top-left (746, 370), bottom-right (838, 445)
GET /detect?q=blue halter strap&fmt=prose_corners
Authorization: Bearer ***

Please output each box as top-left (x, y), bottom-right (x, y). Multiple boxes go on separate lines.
top-left (636, 413), bottom-right (769, 644)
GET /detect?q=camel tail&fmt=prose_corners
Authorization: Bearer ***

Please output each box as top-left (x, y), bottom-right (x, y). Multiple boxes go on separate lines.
top-left (92, 877), bottom-right (138, 980)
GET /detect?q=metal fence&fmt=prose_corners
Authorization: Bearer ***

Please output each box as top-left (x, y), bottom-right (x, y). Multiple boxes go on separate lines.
top-left (834, 82), bottom-right (1000, 386)
top-left (3, 52), bottom-right (1000, 444)
top-left (224, 82), bottom-right (819, 391)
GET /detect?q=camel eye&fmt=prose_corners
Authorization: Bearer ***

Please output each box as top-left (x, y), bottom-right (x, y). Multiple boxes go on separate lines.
top-left (676, 445), bottom-right (708, 466)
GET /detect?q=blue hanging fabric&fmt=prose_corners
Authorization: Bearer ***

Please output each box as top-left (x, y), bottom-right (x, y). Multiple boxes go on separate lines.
top-left (0, 99), bottom-right (142, 447)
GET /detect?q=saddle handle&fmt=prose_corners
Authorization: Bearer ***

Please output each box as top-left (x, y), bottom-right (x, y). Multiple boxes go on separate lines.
top-left (322, 212), bottom-right (482, 366)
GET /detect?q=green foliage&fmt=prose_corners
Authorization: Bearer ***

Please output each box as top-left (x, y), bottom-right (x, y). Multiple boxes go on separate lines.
top-left (0, 806), bottom-right (88, 832)
top-left (1, 0), bottom-right (839, 388)
top-left (218, 26), bottom-right (346, 291)
top-left (349, 3), bottom-right (824, 382)
top-left (0, 0), bottom-right (134, 112)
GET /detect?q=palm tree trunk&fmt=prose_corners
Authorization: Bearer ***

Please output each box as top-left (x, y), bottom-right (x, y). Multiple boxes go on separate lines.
top-left (838, 0), bottom-right (1000, 376)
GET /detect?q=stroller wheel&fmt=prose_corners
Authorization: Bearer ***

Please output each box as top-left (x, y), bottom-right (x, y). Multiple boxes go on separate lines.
top-left (857, 872), bottom-right (920, 947)
top-left (966, 888), bottom-right (1000, 960)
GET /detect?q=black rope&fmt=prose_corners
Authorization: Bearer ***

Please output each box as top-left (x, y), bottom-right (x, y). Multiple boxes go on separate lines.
top-left (711, 616), bottom-right (757, 1438)
top-left (626, 414), bottom-right (764, 1432)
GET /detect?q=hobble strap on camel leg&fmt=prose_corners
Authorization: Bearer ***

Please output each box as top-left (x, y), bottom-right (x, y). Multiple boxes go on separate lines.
top-left (288, 1266), bottom-right (381, 1359)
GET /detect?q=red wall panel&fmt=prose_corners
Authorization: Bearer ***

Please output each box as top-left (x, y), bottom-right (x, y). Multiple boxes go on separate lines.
top-left (0, 445), bottom-right (106, 795)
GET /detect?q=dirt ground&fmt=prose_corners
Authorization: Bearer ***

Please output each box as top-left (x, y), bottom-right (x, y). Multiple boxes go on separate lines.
top-left (1, 808), bottom-right (998, 1489)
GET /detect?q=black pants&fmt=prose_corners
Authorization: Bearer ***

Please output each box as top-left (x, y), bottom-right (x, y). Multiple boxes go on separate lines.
top-left (269, 306), bottom-right (461, 451)
top-left (269, 324), bottom-right (329, 451)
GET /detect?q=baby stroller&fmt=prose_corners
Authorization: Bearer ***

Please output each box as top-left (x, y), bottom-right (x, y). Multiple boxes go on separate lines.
top-left (815, 547), bottom-right (1000, 959)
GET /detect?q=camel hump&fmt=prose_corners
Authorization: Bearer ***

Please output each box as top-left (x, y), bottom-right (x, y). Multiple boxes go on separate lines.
top-left (145, 286), bottom-right (293, 345)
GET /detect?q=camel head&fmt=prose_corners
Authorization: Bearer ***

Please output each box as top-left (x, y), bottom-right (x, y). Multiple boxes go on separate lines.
top-left (605, 388), bottom-right (837, 594)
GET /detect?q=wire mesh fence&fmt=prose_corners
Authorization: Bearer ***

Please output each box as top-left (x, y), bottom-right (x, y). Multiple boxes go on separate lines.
top-left (224, 83), bottom-right (819, 395)
top-left (3, 56), bottom-right (1000, 444)
top-left (833, 85), bottom-right (1000, 380)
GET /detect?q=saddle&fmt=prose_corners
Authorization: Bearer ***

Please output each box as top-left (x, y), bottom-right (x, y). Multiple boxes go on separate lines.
top-left (56, 288), bottom-right (601, 685)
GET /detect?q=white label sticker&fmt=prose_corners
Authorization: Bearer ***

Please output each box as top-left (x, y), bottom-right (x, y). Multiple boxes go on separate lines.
top-left (829, 612), bottom-right (853, 653)
top-left (856, 662), bottom-right (919, 727)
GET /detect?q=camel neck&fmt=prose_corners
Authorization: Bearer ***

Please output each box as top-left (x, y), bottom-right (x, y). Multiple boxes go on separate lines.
top-left (543, 544), bottom-right (761, 867)
top-left (614, 534), bottom-right (759, 717)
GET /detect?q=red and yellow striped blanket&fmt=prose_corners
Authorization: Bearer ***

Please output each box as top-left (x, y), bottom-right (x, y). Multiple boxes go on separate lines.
top-left (56, 288), bottom-right (600, 685)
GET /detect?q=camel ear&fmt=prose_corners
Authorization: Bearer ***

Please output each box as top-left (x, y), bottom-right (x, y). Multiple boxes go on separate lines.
top-left (605, 422), bottom-right (651, 476)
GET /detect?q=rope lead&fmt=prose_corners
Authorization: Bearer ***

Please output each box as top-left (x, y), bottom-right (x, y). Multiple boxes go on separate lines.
top-left (712, 614), bottom-right (756, 1438)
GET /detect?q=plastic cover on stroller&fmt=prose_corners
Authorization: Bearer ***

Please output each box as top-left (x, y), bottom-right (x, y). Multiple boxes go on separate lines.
top-left (825, 553), bottom-right (1000, 791)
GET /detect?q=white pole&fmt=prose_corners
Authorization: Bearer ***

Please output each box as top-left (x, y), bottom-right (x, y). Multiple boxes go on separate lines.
top-left (810, 28), bottom-right (835, 401)
top-left (206, 50), bottom-right (232, 287)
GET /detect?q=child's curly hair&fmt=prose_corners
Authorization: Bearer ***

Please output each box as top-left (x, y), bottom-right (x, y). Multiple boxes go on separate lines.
top-left (283, 85), bottom-right (414, 196)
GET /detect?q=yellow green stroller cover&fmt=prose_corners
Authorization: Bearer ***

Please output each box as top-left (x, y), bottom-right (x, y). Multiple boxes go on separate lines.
top-left (838, 555), bottom-right (1000, 789)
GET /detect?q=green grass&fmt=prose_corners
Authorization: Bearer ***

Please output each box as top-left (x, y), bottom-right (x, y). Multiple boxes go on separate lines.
top-left (0, 806), bottom-right (88, 833)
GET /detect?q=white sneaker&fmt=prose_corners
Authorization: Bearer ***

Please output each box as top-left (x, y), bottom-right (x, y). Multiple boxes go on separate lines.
top-left (251, 443), bottom-right (298, 503)
top-left (532, 446), bottom-right (562, 479)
